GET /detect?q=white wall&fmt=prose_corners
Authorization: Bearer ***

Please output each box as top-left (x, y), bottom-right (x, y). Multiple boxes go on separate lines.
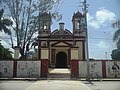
top-left (17, 61), bottom-right (41, 78)
top-left (79, 61), bottom-right (102, 78)
top-left (79, 61), bottom-right (87, 77)
top-left (0, 60), bottom-right (120, 78)
top-left (0, 61), bottom-right (13, 78)
top-left (106, 61), bottom-right (120, 78)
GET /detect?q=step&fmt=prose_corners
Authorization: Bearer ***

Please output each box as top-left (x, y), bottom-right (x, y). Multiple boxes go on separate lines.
top-left (48, 73), bottom-right (71, 78)
top-left (48, 68), bottom-right (71, 78)
top-left (49, 68), bottom-right (70, 73)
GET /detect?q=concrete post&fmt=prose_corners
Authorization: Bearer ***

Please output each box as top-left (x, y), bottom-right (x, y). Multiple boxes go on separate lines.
top-left (14, 46), bottom-right (20, 59)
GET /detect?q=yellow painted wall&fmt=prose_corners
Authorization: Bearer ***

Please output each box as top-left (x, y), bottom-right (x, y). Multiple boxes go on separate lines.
top-left (41, 49), bottom-right (48, 59)
top-left (71, 49), bottom-right (78, 59)
top-left (76, 42), bottom-right (83, 60)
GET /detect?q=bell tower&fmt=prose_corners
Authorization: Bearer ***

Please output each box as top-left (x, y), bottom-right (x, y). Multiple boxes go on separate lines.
top-left (38, 12), bottom-right (51, 36)
top-left (72, 11), bottom-right (86, 36)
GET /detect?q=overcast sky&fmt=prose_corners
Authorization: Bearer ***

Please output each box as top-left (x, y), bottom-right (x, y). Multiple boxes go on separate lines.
top-left (52, 0), bottom-right (120, 59)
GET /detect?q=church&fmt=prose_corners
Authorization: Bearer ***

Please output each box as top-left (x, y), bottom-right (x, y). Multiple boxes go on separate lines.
top-left (38, 11), bottom-right (87, 68)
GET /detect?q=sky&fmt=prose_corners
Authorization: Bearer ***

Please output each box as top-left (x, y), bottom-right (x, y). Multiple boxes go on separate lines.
top-left (0, 0), bottom-right (120, 60)
top-left (51, 0), bottom-right (120, 60)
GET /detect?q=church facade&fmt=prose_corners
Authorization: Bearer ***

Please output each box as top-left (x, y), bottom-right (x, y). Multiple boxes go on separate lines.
top-left (38, 11), bottom-right (87, 68)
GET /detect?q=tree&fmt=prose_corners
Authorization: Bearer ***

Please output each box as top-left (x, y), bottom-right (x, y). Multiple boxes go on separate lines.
top-left (111, 20), bottom-right (120, 60)
top-left (1, 0), bottom-right (62, 58)
top-left (112, 20), bottom-right (120, 49)
top-left (111, 49), bottom-right (120, 60)
top-left (0, 9), bottom-right (13, 35)
top-left (0, 42), bottom-right (13, 60)
top-left (113, 28), bottom-right (120, 49)
top-left (0, 41), bottom-right (4, 59)
top-left (3, 48), bottom-right (13, 59)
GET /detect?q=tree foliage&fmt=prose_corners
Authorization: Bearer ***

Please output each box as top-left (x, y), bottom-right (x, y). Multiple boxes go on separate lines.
top-left (0, 42), bottom-right (13, 60)
top-left (111, 20), bottom-right (120, 60)
top-left (113, 29), bottom-right (120, 49)
top-left (111, 49), bottom-right (120, 60)
top-left (0, 9), bottom-right (13, 35)
top-left (1, 0), bottom-right (62, 58)
top-left (112, 20), bottom-right (120, 49)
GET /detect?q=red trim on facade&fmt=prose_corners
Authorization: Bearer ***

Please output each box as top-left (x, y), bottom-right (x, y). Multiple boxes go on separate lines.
top-left (41, 59), bottom-right (48, 77)
top-left (68, 49), bottom-right (71, 64)
top-left (51, 41), bottom-right (73, 47)
top-left (102, 61), bottom-right (106, 78)
top-left (51, 46), bottom-right (73, 47)
top-left (38, 39), bottom-right (85, 42)
top-left (13, 60), bottom-right (17, 77)
top-left (71, 60), bottom-right (79, 77)
top-left (38, 42), bottom-right (41, 60)
top-left (51, 49), bottom-right (55, 64)
top-left (82, 41), bottom-right (85, 60)
top-left (38, 35), bottom-right (85, 39)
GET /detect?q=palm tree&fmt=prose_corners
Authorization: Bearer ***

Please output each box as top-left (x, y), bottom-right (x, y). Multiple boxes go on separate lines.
top-left (0, 42), bottom-right (13, 60)
top-left (3, 48), bottom-right (13, 59)
top-left (0, 9), bottom-right (13, 35)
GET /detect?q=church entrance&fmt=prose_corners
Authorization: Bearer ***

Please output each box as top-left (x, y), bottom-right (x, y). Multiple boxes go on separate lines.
top-left (55, 51), bottom-right (67, 68)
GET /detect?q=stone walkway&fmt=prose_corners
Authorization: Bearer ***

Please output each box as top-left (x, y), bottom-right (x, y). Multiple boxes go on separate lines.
top-left (25, 69), bottom-right (91, 90)
top-left (24, 80), bottom-right (91, 90)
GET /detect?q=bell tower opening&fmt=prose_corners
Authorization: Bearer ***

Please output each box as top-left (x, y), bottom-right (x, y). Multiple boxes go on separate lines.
top-left (55, 51), bottom-right (67, 68)
top-left (38, 12), bottom-right (51, 36)
top-left (72, 11), bottom-right (86, 36)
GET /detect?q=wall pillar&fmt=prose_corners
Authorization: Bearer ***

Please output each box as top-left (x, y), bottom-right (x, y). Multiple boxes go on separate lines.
top-left (102, 61), bottom-right (106, 78)
top-left (13, 60), bottom-right (17, 77)
top-left (71, 48), bottom-right (79, 77)
top-left (41, 48), bottom-right (49, 77)
top-left (71, 60), bottom-right (79, 77)
top-left (41, 59), bottom-right (48, 77)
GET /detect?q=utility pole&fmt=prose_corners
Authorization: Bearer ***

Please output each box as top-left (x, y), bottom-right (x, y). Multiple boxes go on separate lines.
top-left (105, 52), bottom-right (107, 60)
top-left (81, 0), bottom-right (90, 81)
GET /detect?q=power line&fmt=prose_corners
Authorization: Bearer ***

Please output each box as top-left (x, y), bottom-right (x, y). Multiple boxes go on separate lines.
top-left (89, 16), bottom-right (114, 45)
top-left (89, 37), bottom-right (112, 40)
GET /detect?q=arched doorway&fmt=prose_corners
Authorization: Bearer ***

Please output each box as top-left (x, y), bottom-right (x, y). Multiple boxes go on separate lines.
top-left (56, 51), bottom-right (67, 68)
